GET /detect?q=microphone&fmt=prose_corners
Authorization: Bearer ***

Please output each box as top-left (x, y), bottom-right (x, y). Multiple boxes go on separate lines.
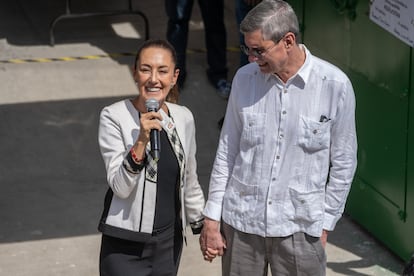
top-left (145, 98), bottom-right (161, 161)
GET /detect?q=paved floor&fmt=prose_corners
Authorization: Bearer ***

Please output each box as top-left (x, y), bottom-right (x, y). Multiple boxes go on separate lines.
top-left (0, 0), bottom-right (406, 275)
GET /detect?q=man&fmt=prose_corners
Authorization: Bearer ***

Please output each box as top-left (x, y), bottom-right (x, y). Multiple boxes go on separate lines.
top-left (165, 0), bottom-right (231, 99)
top-left (199, 1), bottom-right (358, 275)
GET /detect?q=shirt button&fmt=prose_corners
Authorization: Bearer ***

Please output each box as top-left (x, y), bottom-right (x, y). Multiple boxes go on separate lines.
top-left (313, 129), bottom-right (318, 134)
top-left (279, 134), bottom-right (284, 138)
top-left (272, 177), bottom-right (276, 181)
top-left (282, 110), bottom-right (287, 115)
top-left (268, 201), bottom-right (272, 205)
top-left (276, 155), bottom-right (280, 159)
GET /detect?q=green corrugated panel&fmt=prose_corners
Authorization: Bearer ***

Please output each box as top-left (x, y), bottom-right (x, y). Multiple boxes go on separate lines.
top-left (296, 0), bottom-right (413, 261)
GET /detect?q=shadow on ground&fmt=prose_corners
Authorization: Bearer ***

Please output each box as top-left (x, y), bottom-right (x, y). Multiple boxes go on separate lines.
top-left (0, 97), bottom-right (123, 242)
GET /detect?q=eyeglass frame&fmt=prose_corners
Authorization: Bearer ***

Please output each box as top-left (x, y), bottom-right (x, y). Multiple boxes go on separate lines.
top-left (240, 33), bottom-right (288, 59)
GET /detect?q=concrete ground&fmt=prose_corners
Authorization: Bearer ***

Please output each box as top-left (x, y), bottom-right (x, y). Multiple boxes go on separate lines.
top-left (0, 0), bottom-right (406, 275)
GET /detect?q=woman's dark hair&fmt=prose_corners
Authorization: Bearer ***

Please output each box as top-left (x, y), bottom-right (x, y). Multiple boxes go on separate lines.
top-left (134, 39), bottom-right (179, 104)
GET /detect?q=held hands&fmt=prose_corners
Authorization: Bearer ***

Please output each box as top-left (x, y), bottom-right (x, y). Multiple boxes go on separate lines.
top-left (199, 218), bottom-right (226, 262)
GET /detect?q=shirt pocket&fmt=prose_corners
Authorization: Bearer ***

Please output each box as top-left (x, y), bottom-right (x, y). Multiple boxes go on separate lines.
top-left (285, 188), bottom-right (324, 224)
top-left (240, 112), bottom-right (266, 147)
top-left (297, 116), bottom-right (331, 153)
top-left (223, 177), bottom-right (258, 218)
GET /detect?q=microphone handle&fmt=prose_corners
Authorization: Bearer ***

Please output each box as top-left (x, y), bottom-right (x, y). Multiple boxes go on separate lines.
top-left (150, 128), bottom-right (160, 161)
top-left (146, 104), bottom-right (161, 161)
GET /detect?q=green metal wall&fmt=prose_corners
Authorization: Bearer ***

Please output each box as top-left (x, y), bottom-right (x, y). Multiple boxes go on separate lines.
top-left (288, 0), bottom-right (413, 262)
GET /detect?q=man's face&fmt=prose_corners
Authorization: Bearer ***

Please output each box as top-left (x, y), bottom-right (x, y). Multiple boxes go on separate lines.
top-left (244, 29), bottom-right (287, 75)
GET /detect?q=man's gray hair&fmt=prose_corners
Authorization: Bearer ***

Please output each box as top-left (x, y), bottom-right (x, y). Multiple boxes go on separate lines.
top-left (240, 0), bottom-right (299, 43)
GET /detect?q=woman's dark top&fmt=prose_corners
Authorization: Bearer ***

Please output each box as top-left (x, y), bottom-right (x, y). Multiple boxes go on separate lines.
top-left (153, 129), bottom-right (180, 231)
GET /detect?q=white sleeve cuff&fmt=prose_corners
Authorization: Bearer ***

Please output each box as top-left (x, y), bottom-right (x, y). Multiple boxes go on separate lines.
top-left (202, 200), bottom-right (223, 221)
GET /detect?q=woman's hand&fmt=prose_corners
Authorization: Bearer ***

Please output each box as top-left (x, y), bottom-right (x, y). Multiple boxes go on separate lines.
top-left (132, 111), bottom-right (163, 160)
top-left (138, 111), bottom-right (162, 142)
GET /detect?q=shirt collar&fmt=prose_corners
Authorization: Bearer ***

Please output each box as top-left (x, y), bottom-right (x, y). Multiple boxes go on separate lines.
top-left (263, 44), bottom-right (313, 87)
top-left (295, 44), bottom-right (312, 85)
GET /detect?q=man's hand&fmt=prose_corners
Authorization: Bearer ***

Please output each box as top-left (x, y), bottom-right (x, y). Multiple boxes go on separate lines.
top-left (321, 229), bottom-right (329, 248)
top-left (199, 218), bottom-right (226, 262)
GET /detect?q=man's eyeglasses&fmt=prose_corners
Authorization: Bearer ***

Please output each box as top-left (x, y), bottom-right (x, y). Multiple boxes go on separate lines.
top-left (240, 34), bottom-right (286, 59)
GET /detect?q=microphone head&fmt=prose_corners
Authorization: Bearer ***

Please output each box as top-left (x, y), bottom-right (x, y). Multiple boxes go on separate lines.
top-left (145, 98), bottom-right (159, 112)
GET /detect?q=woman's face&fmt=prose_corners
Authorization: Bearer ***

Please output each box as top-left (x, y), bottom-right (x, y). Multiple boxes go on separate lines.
top-left (134, 47), bottom-right (179, 105)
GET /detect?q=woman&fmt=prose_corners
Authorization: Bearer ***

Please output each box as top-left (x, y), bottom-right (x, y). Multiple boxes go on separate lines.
top-left (98, 39), bottom-right (205, 275)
